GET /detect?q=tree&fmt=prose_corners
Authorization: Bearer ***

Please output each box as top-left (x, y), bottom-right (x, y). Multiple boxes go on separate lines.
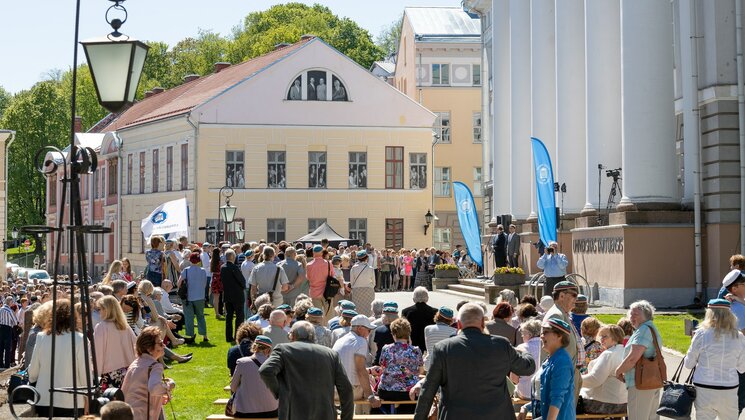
top-left (139, 41), bottom-right (172, 93)
top-left (0, 81), bottom-right (69, 229)
top-left (0, 86), bottom-right (11, 120)
top-left (228, 3), bottom-right (383, 69)
top-left (59, 65), bottom-right (108, 131)
top-left (375, 14), bottom-right (403, 58)
top-left (169, 30), bottom-right (229, 87)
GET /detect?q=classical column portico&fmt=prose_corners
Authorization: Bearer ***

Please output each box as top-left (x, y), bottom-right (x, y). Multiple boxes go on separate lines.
top-left (510, 0), bottom-right (532, 220)
top-left (555, 0), bottom-right (586, 216)
top-left (492, 0), bottom-right (511, 218)
top-left (583, 0), bottom-right (623, 215)
top-left (618, 0), bottom-right (678, 211)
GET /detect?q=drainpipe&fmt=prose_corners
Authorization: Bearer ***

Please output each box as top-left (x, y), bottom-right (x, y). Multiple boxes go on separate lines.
top-left (738, 0), bottom-right (745, 254)
top-left (3, 131), bottom-right (15, 261)
top-left (186, 113), bottom-right (198, 240)
top-left (113, 131), bottom-right (124, 259)
top-left (686, 0), bottom-right (704, 303)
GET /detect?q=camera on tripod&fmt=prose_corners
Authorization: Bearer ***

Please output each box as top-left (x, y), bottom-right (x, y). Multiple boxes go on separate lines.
top-left (605, 168), bottom-right (622, 179)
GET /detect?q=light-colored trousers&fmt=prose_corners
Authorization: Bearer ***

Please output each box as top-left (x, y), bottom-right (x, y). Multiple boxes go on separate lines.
top-left (627, 386), bottom-right (661, 420)
top-left (694, 386), bottom-right (738, 420)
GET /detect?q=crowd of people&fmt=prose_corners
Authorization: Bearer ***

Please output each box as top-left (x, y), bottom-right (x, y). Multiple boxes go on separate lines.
top-left (4, 232), bottom-right (745, 420)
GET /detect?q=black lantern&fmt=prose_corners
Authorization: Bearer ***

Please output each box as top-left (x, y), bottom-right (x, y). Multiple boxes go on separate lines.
top-left (424, 209), bottom-right (434, 235)
top-left (220, 199), bottom-right (236, 225)
top-left (11, 227), bottom-right (18, 240)
top-left (235, 224), bottom-right (245, 242)
top-left (80, 1), bottom-right (149, 113)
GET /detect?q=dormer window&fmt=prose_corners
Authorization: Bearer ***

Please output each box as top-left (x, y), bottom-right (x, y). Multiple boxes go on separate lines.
top-left (287, 69), bottom-right (349, 101)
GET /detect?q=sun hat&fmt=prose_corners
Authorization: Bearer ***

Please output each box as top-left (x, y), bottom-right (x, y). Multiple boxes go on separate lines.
top-left (707, 298), bottom-right (731, 309)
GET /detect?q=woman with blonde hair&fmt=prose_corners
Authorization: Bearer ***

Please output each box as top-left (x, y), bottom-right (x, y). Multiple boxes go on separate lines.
top-left (684, 298), bottom-right (745, 419)
top-left (94, 295), bottom-right (137, 390)
top-left (102, 260), bottom-right (124, 285)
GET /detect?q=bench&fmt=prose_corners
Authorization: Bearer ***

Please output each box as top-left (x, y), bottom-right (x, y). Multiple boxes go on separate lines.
top-left (206, 415), bottom-right (415, 420)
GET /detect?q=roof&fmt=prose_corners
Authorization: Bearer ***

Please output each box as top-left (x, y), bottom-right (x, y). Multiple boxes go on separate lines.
top-left (372, 61), bottom-right (396, 75)
top-left (295, 222), bottom-right (355, 244)
top-left (99, 38), bottom-right (312, 131)
top-left (405, 7), bottom-right (481, 43)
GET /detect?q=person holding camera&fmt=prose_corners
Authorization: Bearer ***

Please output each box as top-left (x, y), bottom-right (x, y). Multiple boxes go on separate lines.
top-left (537, 241), bottom-right (569, 296)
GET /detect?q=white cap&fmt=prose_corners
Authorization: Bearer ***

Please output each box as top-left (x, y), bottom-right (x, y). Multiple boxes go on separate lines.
top-left (723, 269), bottom-right (744, 289)
top-left (351, 314), bottom-right (375, 329)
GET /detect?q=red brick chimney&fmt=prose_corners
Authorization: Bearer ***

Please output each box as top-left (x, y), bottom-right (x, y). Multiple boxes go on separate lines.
top-left (214, 62), bottom-right (231, 73)
top-left (183, 74), bottom-right (200, 83)
top-left (152, 87), bottom-right (165, 94)
top-left (144, 91), bottom-right (154, 98)
top-left (74, 116), bottom-right (83, 133)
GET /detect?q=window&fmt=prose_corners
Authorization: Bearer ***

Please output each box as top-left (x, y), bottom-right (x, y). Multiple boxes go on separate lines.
top-left (267, 219), bottom-right (286, 243)
top-left (308, 152), bottom-right (327, 188)
top-left (139, 152), bottom-right (145, 194)
top-left (127, 154), bottom-right (132, 194)
top-left (432, 63), bottom-right (450, 85)
top-left (286, 69), bottom-right (349, 102)
top-left (473, 112), bottom-right (482, 143)
top-left (205, 218), bottom-right (222, 245)
top-left (348, 152), bottom-right (367, 188)
top-left (128, 221), bottom-right (132, 253)
top-left (435, 167), bottom-right (451, 197)
top-left (108, 159), bottom-right (117, 196)
top-left (385, 146), bottom-right (404, 189)
top-left (166, 146), bottom-right (173, 192)
top-left (435, 112), bottom-right (451, 143)
top-left (93, 168), bottom-right (99, 198)
top-left (349, 218), bottom-right (367, 245)
top-left (152, 149), bottom-right (159, 193)
top-left (226, 151), bottom-right (245, 188)
top-left (308, 218), bottom-right (327, 233)
top-left (434, 227), bottom-right (452, 251)
top-left (49, 175), bottom-right (57, 206)
top-left (268, 151), bottom-right (286, 188)
top-left (225, 219), bottom-right (245, 244)
top-left (409, 153), bottom-right (427, 189)
top-left (180, 144), bottom-right (188, 190)
top-left (473, 64), bottom-right (481, 86)
top-left (385, 218), bottom-right (404, 249)
top-left (473, 167), bottom-right (483, 196)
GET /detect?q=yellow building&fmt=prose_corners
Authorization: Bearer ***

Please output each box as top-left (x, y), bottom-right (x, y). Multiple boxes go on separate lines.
top-left (97, 37), bottom-right (436, 269)
top-left (394, 7), bottom-right (484, 250)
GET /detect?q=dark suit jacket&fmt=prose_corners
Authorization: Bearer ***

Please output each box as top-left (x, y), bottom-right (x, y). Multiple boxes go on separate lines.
top-left (220, 262), bottom-right (245, 304)
top-left (259, 341), bottom-right (354, 420)
top-left (402, 302), bottom-right (438, 352)
top-left (413, 328), bottom-right (536, 420)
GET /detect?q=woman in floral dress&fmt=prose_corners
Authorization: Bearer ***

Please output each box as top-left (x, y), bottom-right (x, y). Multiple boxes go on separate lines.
top-left (377, 318), bottom-right (423, 413)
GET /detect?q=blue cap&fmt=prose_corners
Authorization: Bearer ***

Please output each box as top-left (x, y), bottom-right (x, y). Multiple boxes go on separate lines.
top-left (313, 245), bottom-right (323, 253)
top-left (383, 306), bottom-right (398, 314)
top-left (543, 318), bottom-right (572, 335)
top-left (244, 250), bottom-right (254, 257)
top-left (576, 294), bottom-right (588, 303)
top-left (339, 300), bottom-right (356, 310)
top-left (254, 335), bottom-right (273, 347)
top-left (438, 306), bottom-right (454, 319)
top-left (708, 298), bottom-right (731, 309)
top-left (307, 307), bottom-right (323, 316)
top-left (356, 250), bottom-right (368, 258)
top-left (384, 301), bottom-right (398, 308)
top-left (277, 304), bottom-right (292, 312)
top-left (341, 309), bottom-right (358, 318)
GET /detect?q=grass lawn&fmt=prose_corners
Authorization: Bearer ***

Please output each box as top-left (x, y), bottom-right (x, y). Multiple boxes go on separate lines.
top-left (595, 313), bottom-right (703, 354)
top-left (165, 310), bottom-right (231, 420)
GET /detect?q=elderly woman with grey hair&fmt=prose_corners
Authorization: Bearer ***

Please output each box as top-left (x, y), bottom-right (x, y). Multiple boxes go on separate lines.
top-left (402, 287), bottom-right (438, 352)
top-left (370, 299), bottom-right (385, 326)
top-left (614, 300), bottom-right (664, 420)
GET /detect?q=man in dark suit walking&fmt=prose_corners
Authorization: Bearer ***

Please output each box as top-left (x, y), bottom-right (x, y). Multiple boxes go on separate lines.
top-left (260, 321), bottom-right (354, 420)
top-left (507, 224), bottom-right (521, 267)
top-left (220, 249), bottom-right (246, 342)
top-left (413, 303), bottom-right (536, 420)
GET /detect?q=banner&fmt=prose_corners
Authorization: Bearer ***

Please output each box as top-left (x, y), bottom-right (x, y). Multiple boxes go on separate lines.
top-left (141, 198), bottom-right (189, 240)
top-left (452, 181), bottom-right (483, 268)
top-left (531, 137), bottom-right (557, 246)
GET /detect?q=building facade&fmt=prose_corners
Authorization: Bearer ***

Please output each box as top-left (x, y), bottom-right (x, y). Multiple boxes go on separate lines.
top-left (394, 7), bottom-right (484, 251)
top-left (466, 0), bottom-right (745, 307)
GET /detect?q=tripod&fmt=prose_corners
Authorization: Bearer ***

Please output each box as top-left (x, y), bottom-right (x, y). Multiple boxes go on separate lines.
top-left (605, 174), bottom-right (622, 214)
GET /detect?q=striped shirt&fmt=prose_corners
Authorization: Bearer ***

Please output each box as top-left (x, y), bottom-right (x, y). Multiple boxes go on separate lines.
top-left (0, 305), bottom-right (18, 327)
top-left (423, 322), bottom-right (457, 370)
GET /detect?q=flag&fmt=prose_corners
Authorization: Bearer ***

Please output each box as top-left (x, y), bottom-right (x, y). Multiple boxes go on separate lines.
top-left (452, 181), bottom-right (483, 268)
top-left (531, 137), bottom-right (557, 246)
top-left (141, 198), bottom-right (189, 240)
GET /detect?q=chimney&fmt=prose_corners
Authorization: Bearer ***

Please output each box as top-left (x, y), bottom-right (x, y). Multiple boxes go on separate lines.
top-left (183, 74), bottom-right (200, 83)
top-left (151, 87), bottom-right (165, 95)
top-left (144, 91), bottom-right (154, 98)
top-left (300, 34), bottom-right (315, 41)
top-left (273, 42), bottom-right (291, 51)
top-left (214, 62), bottom-right (231, 73)
top-left (74, 116), bottom-right (83, 133)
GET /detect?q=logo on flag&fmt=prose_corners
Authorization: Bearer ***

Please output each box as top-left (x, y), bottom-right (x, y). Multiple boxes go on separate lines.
top-left (152, 211), bottom-right (168, 224)
top-left (537, 164), bottom-right (550, 184)
top-left (459, 198), bottom-right (472, 214)
top-left (452, 182), bottom-right (483, 268)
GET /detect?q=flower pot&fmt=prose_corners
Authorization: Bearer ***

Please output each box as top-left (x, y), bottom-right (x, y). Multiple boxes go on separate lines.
top-left (492, 273), bottom-right (526, 286)
top-left (435, 269), bottom-right (459, 279)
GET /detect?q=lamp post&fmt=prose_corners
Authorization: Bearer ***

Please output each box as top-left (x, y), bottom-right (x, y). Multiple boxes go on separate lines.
top-left (13, 1), bottom-right (147, 418)
top-left (235, 223), bottom-right (245, 243)
top-left (424, 209), bottom-right (434, 235)
top-left (217, 185), bottom-right (235, 242)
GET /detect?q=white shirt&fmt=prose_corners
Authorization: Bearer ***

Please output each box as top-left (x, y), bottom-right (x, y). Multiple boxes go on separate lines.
top-left (580, 344), bottom-right (628, 404)
top-left (155, 287), bottom-right (178, 313)
top-left (515, 337), bottom-right (542, 399)
top-left (201, 251), bottom-right (211, 276)
top-left (423, 323), bottom-right (457, 371)
top-left (241, 260), bottom-right (255, 287)
top-left (684, 328), bottom-right (745, 387)
top-left (29, 332), bottom-right (88, 408)
top-left (332, 330), bottom-right (368, 386)
top-left (350, 263), bottom-right (375, 289)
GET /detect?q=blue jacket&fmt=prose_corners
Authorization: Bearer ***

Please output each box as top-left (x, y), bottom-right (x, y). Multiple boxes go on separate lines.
top-left (540, 347), bottom-right (575, 420)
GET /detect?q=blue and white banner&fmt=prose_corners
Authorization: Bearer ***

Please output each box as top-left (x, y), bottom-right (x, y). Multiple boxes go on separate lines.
top-left (141, 198), bottom-right (189, 240)
top-left (531, 137), bottom-right (557, 246)
top-left (453, 181), bottom-right (483, 268)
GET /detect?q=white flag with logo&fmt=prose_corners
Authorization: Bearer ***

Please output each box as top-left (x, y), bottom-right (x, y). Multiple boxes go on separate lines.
top-left (141, 198), bottom-right (189, 240)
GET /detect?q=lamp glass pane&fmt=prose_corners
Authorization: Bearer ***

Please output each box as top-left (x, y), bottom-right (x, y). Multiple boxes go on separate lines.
top-left (84, 43), bottom-right (132, 102)
top-left (126, 43), bottom-right (148, 102)
top-left (221, 205), bottom-right (236, 224)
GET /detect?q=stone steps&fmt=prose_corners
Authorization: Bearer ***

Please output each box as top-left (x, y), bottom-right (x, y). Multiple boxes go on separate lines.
top-left (446, 283), bottom-right (487, 297)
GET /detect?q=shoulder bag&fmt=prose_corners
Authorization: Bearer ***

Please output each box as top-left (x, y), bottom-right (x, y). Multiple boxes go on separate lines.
top-left (634, 324), bottom-right (667, 390)
top-left (323, 261), bottom-right (342, 299)
top-left (177, 269), bottom-right (188, 301)
top-left (656, 359), bottom-right (695, 419)
top-left (266, 267), bottom-right (281, 301)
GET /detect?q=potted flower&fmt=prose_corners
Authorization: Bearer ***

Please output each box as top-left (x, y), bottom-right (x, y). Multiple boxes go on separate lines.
top-left (434, 263), bottom-right (459, 279)
top-left (492, 266), bottom-right (526, 286)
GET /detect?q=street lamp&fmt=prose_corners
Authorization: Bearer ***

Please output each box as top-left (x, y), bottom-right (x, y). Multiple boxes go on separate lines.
top-left (217, 185), bottom-right (235, 242)
top-left (12, 1), bottom-right (147, 418)
top-left (424, 209), bottom-right (434, 235)
top-left (11, 227), bottom-right (18, 240)
top-left (235, 224), bottom-right (245, 242)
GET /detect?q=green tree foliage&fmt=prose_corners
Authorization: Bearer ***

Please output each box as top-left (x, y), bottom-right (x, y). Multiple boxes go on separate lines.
top-left (168, 30), bottom-right (229, 87)
top-left (0, 81), bottom-right (69, 228)
top-left (0, 86), bottom-right (11, 120)
top-left (59, 65), bottom-right (108, 130)
top-left (139, 41), bottom-right (172, 94)
top-left (375, 15), bottom-right (403, 58)
top-left (228, 3), bottom-right (383, 69)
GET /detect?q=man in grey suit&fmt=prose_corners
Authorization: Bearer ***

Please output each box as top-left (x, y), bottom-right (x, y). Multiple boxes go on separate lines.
top-left (507, 224), bottom-right (521, 267)
top-left (259, 321), bottom-right (354, 420)
top-left (413, 303), bottom-right (536, 420)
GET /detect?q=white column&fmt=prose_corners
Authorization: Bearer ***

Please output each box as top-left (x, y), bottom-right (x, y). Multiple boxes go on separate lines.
top-left (510, 0), bottom-right (532, 220)
top-left (492, 0), bottom-right (511, 218)
top-left (618, 0), bottom-right (677, 210)
top-left (679, 0), bottom-right (699, 207)
top-left (583, 0), bottom-right (623, 214)
top-left (555, 0), bottom-right (586, 216)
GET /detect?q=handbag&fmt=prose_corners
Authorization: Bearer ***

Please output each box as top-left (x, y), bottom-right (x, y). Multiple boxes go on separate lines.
top-left (266, 267), bottom-right (281, 301)
top-left (656, 359), bottom-right (696, 419)
top-left (323, 262), bottom-right (342, 299)
top-left (634, 324), bottom-right (666, 390)
top-left (8, 370), bottom-right (29, 403)
top-left (177, 269), bottom-right (188, 301)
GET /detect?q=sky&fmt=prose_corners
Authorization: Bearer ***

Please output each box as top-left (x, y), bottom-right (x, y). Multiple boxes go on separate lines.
top-left (0, 0), bottom-right (461, 94)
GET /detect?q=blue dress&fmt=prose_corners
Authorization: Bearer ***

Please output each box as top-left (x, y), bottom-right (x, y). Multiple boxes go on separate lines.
top-left (540, 347), bottom-right (576, 420)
